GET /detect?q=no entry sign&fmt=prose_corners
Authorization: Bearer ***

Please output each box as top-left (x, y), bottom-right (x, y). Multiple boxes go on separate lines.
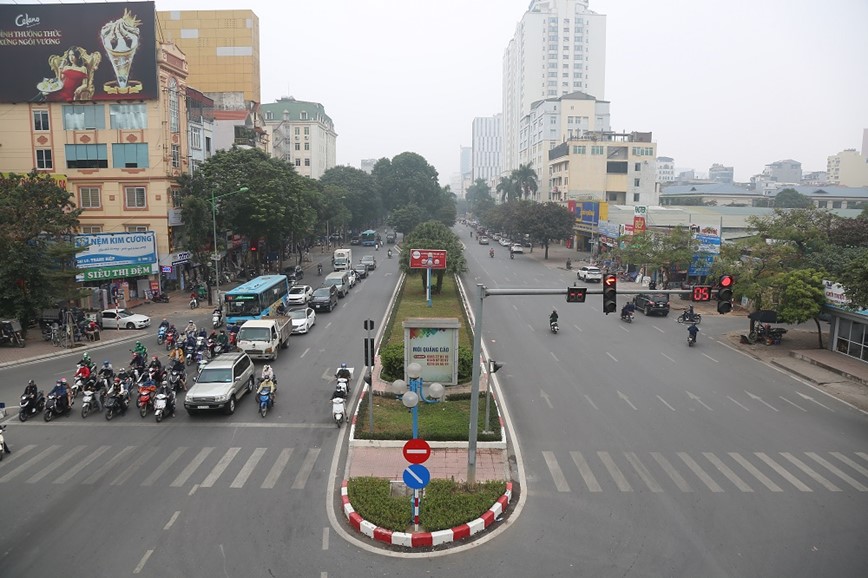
top-left (402, 438), bottom-right (431, 464)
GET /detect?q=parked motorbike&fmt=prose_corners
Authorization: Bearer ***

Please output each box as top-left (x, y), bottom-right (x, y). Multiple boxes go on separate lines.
top-left (748, 323), bottom-right (787, 345)
top-left (43, 393), bottom-right (72, 422)
top-left (258, 382), bottom-right (274, 418)
top-left (104, 391), bottom-right (128, 421)
top-left (677, 312), bottom-right (702, 324)
top-left (331, 396), bottom-right (346, 428)
top-left (19, 390), bottom-right (45, 422)
top-left (550, 320), bottom-right (559, 334)
top-left (152, 292), bottom-right (170, 303)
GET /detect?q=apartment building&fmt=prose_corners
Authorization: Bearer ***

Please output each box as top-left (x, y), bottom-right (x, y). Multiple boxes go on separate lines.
top-left (260, 97), bottom-right (337, 179)
top-left (828, 149), bottom-right (868, 187)
top-left (656, 157), bottom-right (675, 183)
top-left (471, 114), bottom-right (502, 189)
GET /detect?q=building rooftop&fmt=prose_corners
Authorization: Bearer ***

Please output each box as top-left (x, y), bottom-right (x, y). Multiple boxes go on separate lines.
top-left (260, 97), bottom-right (333, 126)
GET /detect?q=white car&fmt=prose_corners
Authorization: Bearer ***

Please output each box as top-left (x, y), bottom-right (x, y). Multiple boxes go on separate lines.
top-left (287, 285), bottom-right (313, 305)
top-left (288, 307), bottom-right (316, 334)
top-left (100, 309), bottom-right (151, 330)
top-left (499, 237), bottom-right (512, 247)
top-left (510, 243), bottom-right (524, 254)
top-left (577, 266), bottom-right (602, 282)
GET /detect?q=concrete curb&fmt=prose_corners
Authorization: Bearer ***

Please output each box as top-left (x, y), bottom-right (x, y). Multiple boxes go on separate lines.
top-left (340, 480), bottom-right (513, 548)
top-left (0, 331), bottom-right (142, 369)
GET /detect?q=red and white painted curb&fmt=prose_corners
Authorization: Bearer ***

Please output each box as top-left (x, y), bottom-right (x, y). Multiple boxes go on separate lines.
top-left (341, 480), bottom-right (512, 547)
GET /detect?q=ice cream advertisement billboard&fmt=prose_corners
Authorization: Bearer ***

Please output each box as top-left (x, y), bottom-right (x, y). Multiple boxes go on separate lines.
top-left (0, 2), bottom-right (157, 103)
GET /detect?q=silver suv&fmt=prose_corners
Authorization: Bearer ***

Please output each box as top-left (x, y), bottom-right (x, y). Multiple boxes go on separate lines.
top-left (184, 352), bottom-right (255, 415)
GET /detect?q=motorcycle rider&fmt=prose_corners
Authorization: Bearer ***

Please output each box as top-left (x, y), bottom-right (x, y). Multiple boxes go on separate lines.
top-left (566, 258), bottom-right (572, 270)
top-left (159, 318), bottom-right (170, 331)
top-left (79, 352), bottom-right (96, 372)
top-left (212, 307), bottom-right (222, 325)
top-left (317, 263), bottom-right (323, 276)
top-left (489, 248), bottom-right (495, 258)
top-left (148, 355), bottom-right (163, 375)
top-left (261, 364), bottom-right (277, 392)
top-left (335, 363), bottom-right (351, 381)
top-left (156, 380), bottom-right (176, 417)
top-left (621, 302), bottom-right (636, 320)
top-left (130, 351), bottom-right (146, 377)
top-left (168, 342), bottom-right (185, 365)
top-left (185, 319), bottom-right (198, 337)
top-left (688, 322), bottom-right (700, 343)
top-left (106, 377), bottom-right (129, 414)
top-left (217, 329), bottom-right (230, 351)
top-left (256, 377), bottom-right (276, 399)
top-left (387, 249), bottom-right (393, 259)
top-left (549, 309), bottom-right (559, 328)
top-left (24, 379), bottom-right (39, 398)
top-left (50, 379), bottom-right (71, 413)
top-left (169, 356), bottom-right (187, 391)
top-left (82, 376), bottom-right (103, 412)
top-left (685, 305), bottom-right (696, 322)
top-left (132, 340), bottom-right (148, 358)
top-left (74, 361), bottom-right (92, 384)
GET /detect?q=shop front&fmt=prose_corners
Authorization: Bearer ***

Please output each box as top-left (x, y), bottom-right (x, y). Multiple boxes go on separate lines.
top-left (824, 281), bottom-right (868, 364)
top-left (75, 232), bottom-right (159, 309)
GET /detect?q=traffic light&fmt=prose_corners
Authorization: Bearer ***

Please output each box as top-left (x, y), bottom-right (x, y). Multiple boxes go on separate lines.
top-left (566, 286), bottom-right (587, 303)
top-left (717, 274), bottom-right (734, 314)
top-left (602, 274), bottom-right (617, 314)
top-left (692, 285), bottom-right (712, 302)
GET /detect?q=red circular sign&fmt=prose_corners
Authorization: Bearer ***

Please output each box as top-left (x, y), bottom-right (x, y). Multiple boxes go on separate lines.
top-left (402, 439), bottom-right (431, 464)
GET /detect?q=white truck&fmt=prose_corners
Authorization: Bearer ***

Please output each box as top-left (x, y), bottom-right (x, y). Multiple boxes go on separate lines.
top-left (333, 248), bottom-right (352, 271)
top-left (236, 315), bottom-right (291, 361)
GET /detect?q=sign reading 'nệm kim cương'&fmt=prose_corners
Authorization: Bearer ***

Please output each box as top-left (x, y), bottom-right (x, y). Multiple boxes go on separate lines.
top-left (75, 231), bottom-right (157, 269)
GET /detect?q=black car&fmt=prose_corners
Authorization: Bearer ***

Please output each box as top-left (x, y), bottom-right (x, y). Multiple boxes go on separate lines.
top-left (283, 265), bottom-right (303, 283)
top-left (310, 285), bottom-right (338, 312)
top-left (633, 293), bottom-right (670, 316)
top-left (353, 264), bottom-right (369, 280)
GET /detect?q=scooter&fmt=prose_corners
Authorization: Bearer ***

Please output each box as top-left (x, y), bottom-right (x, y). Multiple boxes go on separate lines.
top-left (189, 296), bottom-right (199, 309)
top-left (137, 383), bottom-right (157, 418)
top-left (387, 250), bottom-right (393, 259)
top-left (688, 333), bottom-right (697, 347)
top-left (152, 292), bottom-right (170, 304)
top-left (80, 386), bottom-right (101, 419)
top-left (550, 320), bottom-right (559, 334)
top-left (510, 252), bottom-right (514, 260)
top-left (677, 312), bottom-right (702, 324)
top-left (43, 393), bottom-right (72, 422)
top-left (336, 377), bottom-right (351, 396)
top-left (212, 310), bottom-right (223, 329)
top-left (154, 390), bottom-right (174, 423)
top-left (620, 313), bottom-right (634, 323)
top-left (331, 396), bottom-right (346, 428)
top-left (165, 331), bottom-right (176, 351)
top-left (489, 249), bottom-right (495, 258)
top-left (157, 325), bottom-right (168, 345)
top-left (258, 382), bottom-right (274, 418)
top-left (104, 390), bottom-right (128, 421)
top-left (19, 389), bottom-right (45, 422)
top-left (0, 424), bottom-right (8, 460)
top-left (168, 369), bottom-right (185, 393)
top-left (566, 259), bottom-right (573, 270)
top-left (185, 343), bottom-right (196, 366)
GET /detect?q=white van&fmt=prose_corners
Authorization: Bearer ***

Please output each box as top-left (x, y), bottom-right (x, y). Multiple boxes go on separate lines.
top-left (324, 271), bottom-right (350, 298)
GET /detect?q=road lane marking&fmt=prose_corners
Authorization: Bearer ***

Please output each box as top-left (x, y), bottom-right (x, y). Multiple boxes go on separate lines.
top-left (617, 391), bottom-right (637, 410)
top-left (200, 447), bottom-right (241, 488)
top-left (322, 527), bottom-right (329, 550)
top-left (650, 452), bottom-right (692, 492)
top-left (660, 353), bottom-right (676, 363)
top-left (859, 452), bottom-right (868, 464)
top-left (727, 396), bottom-right (750, 411)
top-left (111, 446), bottom-right (160, 486)
top-left (779, 397), bottom-right (807, 412)
top-left (831, 452), bottom-right (868, 479)
top-left (701, 353), bottom-right (719, 363)
top-left (572, 324), bottom-right (583, 332)
top-left (27, 445), bottom-right (86, 484)
top-left (53, 445), bottom-right (110, 484)
top-left (653, 326), bottom-right (664, 333)
top-left (606, 352), bottom-right (618, 362)
top-left (133, 549), bottom-right (153, 574)
top-left (188, 484), bottom-right (199, 496)
top-left (170, 447), bottom-right (214, 487)
top-left (2, 444), bottom-right (35, 463)
top-left (745, 390), bottom-right (778, 412)
top-left (540, 390), bottom-right (553, 409)
top-left (549, 352), bottom-right (560, 363)
top-left (141, 446), bottom-right (187, 486)
top-left (163, 511), bottom-right (181, 530)
top-left (82, 445), bottom-right (137, 485)
top-left (619, 325), bottom-right (630, 333)
top-left (754, 453), bottom-right (812, 491)
top-left (728, 452), bottom-right (782, 492)
top-left (805, 453), bottom-right (867, 491)
top-left (0, 444), bottom-right (61, 483)
top-left (231, 448), bottom-right (267, 488)
top-left (625, 452), bottom-right (662, 492)
top-left (583, 395), bottom-right (599, 410)
top-left (300, 347), bottom-right (310, 358)
top-left (542, 451), bottom-right (570, 492)
top-left (262, 448), bottom-right (293, 489)
top-left (678, 452), bottom-right (723, 492)
top-left (570, 451), bottom-right (601, 492)
top-left (656, 395), bottom-right (675, 411)
top-left (686, 391), bottom-right (712, 411)
top-left (795, 391), bottom-right (834, 411)
top-left (780, 452), bottom-right (840, 491)
top-left (598, 451), bottom-right (632, 492)
top-left (703, 452), bottom-right (753, 492)
top-left (292, 448), bottom-right (321, 490)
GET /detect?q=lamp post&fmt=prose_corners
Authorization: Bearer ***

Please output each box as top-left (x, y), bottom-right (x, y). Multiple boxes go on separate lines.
top-left (210, 186), bottom-right (249, 305)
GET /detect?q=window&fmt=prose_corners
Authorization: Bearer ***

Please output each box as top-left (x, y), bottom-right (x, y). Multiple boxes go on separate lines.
top-left (295, 158), bottom-right (301, 166)
top-left (171, 189), bottom-right (183, 209)
top-left (633, 193), bottom-right (640, 202)
top-left (294, 143), bottom-right (300, 151)
top-left (36, 149), bottom-right (53, 169)
top-left (301, 112), bottom-right (308, 120)
top-left (205, 137), bottom-right (211, 153)
top-left (265, 111), bottom-right (273, 120)
top-left (80, 225), bottom-right (102, 234)
top-left (112, 143), bottom-right (149, 168)
top-left (591, 146), bottom-right (604, 155)
top-left (126, 225), bottom-right (148, 233)
top-left (62, 104), bottom-right (105, 130)
top-left (304, 158), bottom-right (311, 167)
top-left (548, 71), bottom-right (557, 78)
top-left (124, 186), bottom-right (146, 208)
top-left (294, 127), bottom-right (300, 135)
top-left (635, 163), bottom-right (642, 171)
top-left (304, 142), bottom-right (310, 150)
top-left (832, 201), bottom-right (842, 209)
top-left (171, 144), bottom-right (181, 168)
top-left (33, 110), bottom-right (50, 131)
top-left (109, 104), bottom-right (147, 129)
top-left (634, 178), bottom-right (641, 187)
top-left (79, 187), bottom-right (101, 208)
top-left (572, 146), bottom-right (586, 154)
top-left (190, 126), bottom-right (202, 150)
top-left (607, 161), bottom-right (628, 174)
top-left (65, 144), bottom-right (108, 168)
top-left (168, 77), bottom-right (180, 133)
top-left (304, 127), bottom-right (310, 135)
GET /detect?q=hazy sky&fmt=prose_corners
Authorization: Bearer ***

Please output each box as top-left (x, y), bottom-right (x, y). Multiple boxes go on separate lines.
top-left (16, 0), bottom-right (868, 183)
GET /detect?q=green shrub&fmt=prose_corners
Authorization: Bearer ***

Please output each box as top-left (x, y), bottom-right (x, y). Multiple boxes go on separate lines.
top-left (456, 344), bottom-right (472, 382)
top-left (379, 341), bottom-right (404, 383)
top-left (347, 477), bottom-right (410, 531)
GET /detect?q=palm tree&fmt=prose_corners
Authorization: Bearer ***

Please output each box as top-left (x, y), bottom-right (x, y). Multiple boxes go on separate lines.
top-left (496, 176), bottom-right (518, 203)
top-left (512, 163), bottom-right (539, 200)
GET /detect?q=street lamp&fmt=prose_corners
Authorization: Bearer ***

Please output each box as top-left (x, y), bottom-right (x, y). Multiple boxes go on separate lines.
top-left (210, 186), bottom-right (249, 305)
top-left (392, 363), bottom-right (444, 440)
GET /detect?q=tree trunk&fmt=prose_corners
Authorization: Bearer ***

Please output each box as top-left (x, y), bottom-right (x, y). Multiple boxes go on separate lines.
top-left (435, 270), bottom-right (444, 294)
top-left (544, 240), bottom-right (549, 260)
top-left (813, 317), bottom-right (825, 349)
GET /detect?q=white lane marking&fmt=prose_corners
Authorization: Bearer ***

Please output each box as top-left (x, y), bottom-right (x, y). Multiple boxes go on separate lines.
top-left (703, 452), bottom-right (753, 492)
top-left (779, 396), bottom-right (807, 412)
top-left (573, 325), bottom-right (583, 332)
top-left (3, 444), bottom-right (35, 461)
top-left (322, 527), bottom-right (329, 550)
top-left (701, 353), bottom-right (719, 363)
top-left (619, 325), bottom-right (630, 333)
top-left (188, 484), bottom-right (199, 496)
top-left (727, 396), bottom-right (750, 411)
top-left (262, 448), bottom-right (293, 489)
top-left (795, 391), bottom-right (834, 412)
top-left (859, 452), bottom-right (868, 464)
top-left (200, 447), bottom-right (241, 488)
top-left (513, 304), bottom-right (518, 311)
top-left (656, 395), bottom-right (675, 411)
top-left (133, 549), bottom-right (153, 574)
top-left (53, 445), bottom-right (110, 484)
top-left (300, 347), bottom-right (310, 358)
top-left (540, 390), bottom-right (553, 409)
top-left (686, 391), bottom-right (713, 411)
top-left (617, 391), bottom-right (637, 411)
top-left (651, 452), bottom-right (692, 492)
top-left (745, 390), bottom-right (778, 412)
top-left (754, 453), bottom-right (812, 492)
top-left (550, 352), bottom-right (560, 363)
top-left (678, 452), bottom-right (723, 492)
top-left (141, 447), bottom-right (187, 486)
top-left (542, 451), bottom-right (570, 492)
top-left (598, 452), bottom-right (632, 492)
top-left (170, 447), bottom-right (214, 487)
top-left (0, 444), bottom-right (61, 483)
top-left (625, 452), bottom-right (662, 492)
top-left (27, 445), bottom-right (86, 484)
top-left (780, 452), bottom-right (840, 492)
top-left (660, 352), bottom-right (676, 363)
top-left (292, 448), bottom-right (321, 490)
top-left (570, 451), bottom-right (601, 492)
top-left (110, 446), bottom-right (160, 486)
top-left (830, 452), bottom-right (868, 479)
top-left (653, 326), bottom-right (665, 333)
top-left (527, 323), bottom-right (535, 333)
top-left (230, 448), bottom-right (267, 488)
top-left (606, 352), bottom-right (618, 362)
top-left (728, 452), bottom-right (782, 492)
top-left (163, 511), bottom-right (181, 531)
top-left (82, 445), bottom-right (137, 485)
top-left (805, 452), bottom-right (867, 491)
top-left (583, 395), bottom-right (599, 410)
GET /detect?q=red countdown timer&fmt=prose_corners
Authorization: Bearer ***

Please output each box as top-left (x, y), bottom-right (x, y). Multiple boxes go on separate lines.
top-left (692, 285), bottom-right (712, 302)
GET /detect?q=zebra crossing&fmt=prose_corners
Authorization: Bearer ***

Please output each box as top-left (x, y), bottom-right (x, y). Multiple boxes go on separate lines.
top-left (0, 443), bottom-right (322, 490)
top-left (539, 450), bottom-right (868, 495)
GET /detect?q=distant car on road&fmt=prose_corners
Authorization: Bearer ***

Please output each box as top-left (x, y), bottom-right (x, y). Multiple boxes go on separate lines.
top-left (510, 243), bottom-right (524, 254)
top-left (633, 292), bottom-right (670, 316)
top-left (353, 263), bottom-right (369, 280)
top-left (477, 236), bottom-right (489, 245)
top-left (286, 285), bottom-right (313, 306)
top-left (100, 309), bottom-right (151, 330)
top-left (386, 232), bottom-right (397, 244)
top-left (360, 255), bottom-right (377, 270)
top-left (577, 266), bottom-right (602, 282)
top-left (350, 236), bottom-right (361, 245)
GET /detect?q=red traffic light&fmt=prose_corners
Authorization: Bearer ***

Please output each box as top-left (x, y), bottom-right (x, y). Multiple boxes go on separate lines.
top-left (604, 274), bottom-right (617, 287)
top-left (719, 274), bottom-right (733, 288)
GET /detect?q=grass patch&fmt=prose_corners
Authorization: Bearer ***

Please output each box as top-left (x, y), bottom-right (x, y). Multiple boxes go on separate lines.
top-left (347, 477), bottom-right (507, 532)
top-left (383, 274), bottom-right (472, 351)
top-left (356, 391), bottom-right (501, 441)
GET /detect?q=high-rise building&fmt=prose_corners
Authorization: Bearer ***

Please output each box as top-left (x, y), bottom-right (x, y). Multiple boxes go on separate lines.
top-left (656, 157), bottom-right (675, 183)
top-left (709, 163), bottom-right (734, 184)
top-left (260, 97), bottom-right (337, 179)
top-left (762, 159), bottom-right (802, 183)
top-left (502, 0), bottom-right (606, 178)
top-left (828, 149), bottom-right (868, 187)
top-left (471, 114), bottom-right (502, 188)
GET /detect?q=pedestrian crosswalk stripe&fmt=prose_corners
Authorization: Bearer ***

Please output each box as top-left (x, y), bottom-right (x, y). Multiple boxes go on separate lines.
top-left (262, 448), bottom-right (293, 489)
top-left (754, 453), bottom-right (812, 492)
top-left (291, 448), bottom-right (320, 490)
top-left (570, 451), bottom-right (601, 492)
top-left (27, 445), bottom-right (86, 484)
top-left (650, 452), bottom-right (693, 492)
top-left (830, 452), bottom-right (868, 479)
top-left (111, 446), bottom-right (160, 486)
top-left (170, 447), bottom-right (214, 487)
top-left (0, 444), bottom-right (61, 483)
top-left (598, 451), bottom-right (632, 492)
top-left (779, 453), bottom-right (841, 492)
top-left (625, 452), bottom-right (662, 493)
top-left (678, 452), bottom-right (723, 492)
top-left (200, 447), bottom-right (241, 488)
top-left (141, 446), bottom-right (187, 486)
top-left (5, 444), bottom-right (36, 463)
top-left (805, 452), bottom-right (868, 492)
top-left (231, 447), bottom-right (267, 488)
top-left (857, 452), bottom-right (868, 464)
top-left (704, 452), bottom-right (753, 492)
top-left (82, 445), bottom-right (136, 485)
top-left (543, 451), bottom-right (570, 492)
top-left (728, 452), bottom-right (782, 492)
top-left (53, 445), bottom-right (110, 484)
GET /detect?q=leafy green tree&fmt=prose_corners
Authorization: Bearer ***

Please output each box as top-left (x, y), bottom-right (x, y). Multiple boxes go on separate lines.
top-left (612, 227), bottom-right (697, 284)
top-left (512, 163), bottom-right (538, 200)
top-left (772, 268), bottom-right (828, 347)
top-left (773, 188), bottom-right (813, 208)
top-left (388, 205), bottom-right (425, 235)
top-left (496, 176), bottom-right (518, 203)
top-left (829, 215), bottom-right (868, 248)
top-left (373, 152), bottom-right (441, 214)
top-left (835, 248), bottom-right (868, 309)
top-left (465, 178), bottom-right (492, 214)
top-left (320, 166), bottom-right (381, 231)
top-left (400, 221), bottom-right (466, 294)
top-left (0, 171), bottom-right (82, 330)
top-left (521, 202), bottom-right (574, 258)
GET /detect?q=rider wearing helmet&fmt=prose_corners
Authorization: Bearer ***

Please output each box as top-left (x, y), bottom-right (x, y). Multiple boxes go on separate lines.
top-left (24, 379), bottom-right (39, 397)
top-left (335, 363), bottom-right (351, 381)
top-left (148, 355), bottom-right (163, 373)
top-left (185, 320), bottom-right (198, 336)
top-left (99, 360), bottom-right (114, 379)
top-left (549, 309), bottom-right (559, 325)
top-left (51, 378), bottom-right (71, 412)
top-left (159, 318), bottom-right (170, 330)
top-left (132, 341), bottom-right (147, 358)
top-left (260, 364), bottom-right (276, 394)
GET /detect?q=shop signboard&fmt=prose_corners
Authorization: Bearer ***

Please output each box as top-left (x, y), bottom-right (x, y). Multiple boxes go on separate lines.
top-left (75, 231), bottom-right (156, 269)
top-left (76, 263), bottom-right (155, 282)
top-left (695, 234), bottom-right (721, 255)
top-left (403, 318), bottom-right (460, 385)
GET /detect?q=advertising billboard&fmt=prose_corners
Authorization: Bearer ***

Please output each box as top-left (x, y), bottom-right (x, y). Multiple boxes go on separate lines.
top-left (409, 249), bottom-right (447, 270)
top-left (74, 231), bottom-right (157, 270)
top-left (0, 2), bottom-right (157, 103)
top-left (403, 318), bottom-right (461, 385)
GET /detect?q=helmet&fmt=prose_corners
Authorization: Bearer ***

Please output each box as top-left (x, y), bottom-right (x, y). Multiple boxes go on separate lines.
top-left (161, 381), bottom-right (168, 387)
top-left (83, 353), bottom-right (91, 360)
top-left (263, 365), bottom-right (271, 372)
top-left (60, 378), bottom-right (68, 385)
top-left (152, 355), bottom-right (159, 360)
top-left (188, 320), bottom-right (194, 324)
top-left (114, 377), bottom-right (121, 384)
top-left (118, 368), bottom-right (127, 376)
top-left (135, 341), bottom-right (141, 347)
top-left (103, 360), bottom-right (110, 367)
top-left (340, 363), bottom-right (347, 368)
top-left (28, 379), bottom-right (36, 386)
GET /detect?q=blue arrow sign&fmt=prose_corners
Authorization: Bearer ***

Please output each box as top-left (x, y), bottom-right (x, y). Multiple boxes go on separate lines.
top-left (403, 463), bottom-right (431, 490)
